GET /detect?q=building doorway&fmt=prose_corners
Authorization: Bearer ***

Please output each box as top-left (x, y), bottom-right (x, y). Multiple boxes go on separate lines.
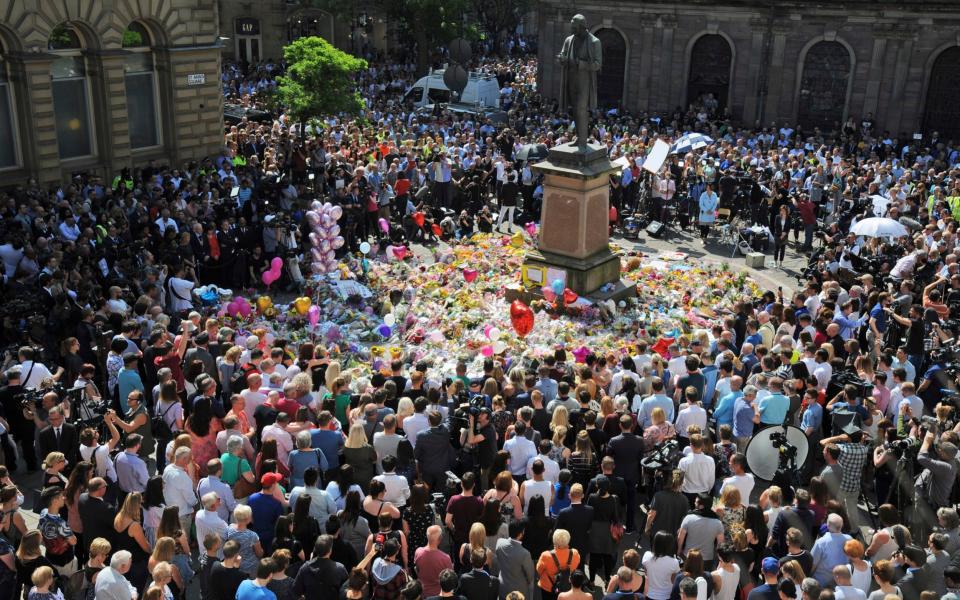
top-left (923, 46), bottom-right (960, 139)
top-left (687, 34), bottom-right (732, 112)
top-left (594, 28), bottom-right (626, 110)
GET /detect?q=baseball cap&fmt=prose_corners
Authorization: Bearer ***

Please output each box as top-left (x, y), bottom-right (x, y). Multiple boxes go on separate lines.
top-left (260, 472), bottom-right (283, 487)
top-left (761, 557), bottom-right (780, 574)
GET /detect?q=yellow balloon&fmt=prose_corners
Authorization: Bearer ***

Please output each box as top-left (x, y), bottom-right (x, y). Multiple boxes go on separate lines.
top-left (256, 296), bottom-right (273, 312)
top-left (510, 231), bottom-right (524, 248)
top-left (294, 296), bottom-right (311, 315)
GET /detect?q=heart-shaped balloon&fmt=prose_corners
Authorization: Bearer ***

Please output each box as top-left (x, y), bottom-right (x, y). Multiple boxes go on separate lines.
top-left (256, 296), bottom-right (273, 312)
top-left (392, 246), bottom-right (407, 260)
top-left (293, 297), bottom-right (311, 315)
top-left (413, 211), bottom-right (425, 227)
top-left (541, 286), bottom-right (557, 302)
top-left (563, 288), bottom-right (578, 304)
top-left (432, 223), bottom-right (442, 236)
top-left (572, 345), bottom-right (591, 363)
top-left (463, 268), bottom-right (478, 283)
top-left (510, 300), bottom-right (535, 337)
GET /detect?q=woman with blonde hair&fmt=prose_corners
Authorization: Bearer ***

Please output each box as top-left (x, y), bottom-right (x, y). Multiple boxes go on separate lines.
top-left (395, 397), bottom-right (415, 432)
top-left (112, 492), bottom-right (151, 590)
top-left (343, 422), bottom-right (377, 493)
top-left (536, 529), bottom-right (581, 600)
top-left (780, 559), bottom-right (805, 596)
top-left (40, 452), bottom-right (68, 490)
top-left (15, 530), bottom-right (54, 598)
top-left (148, 539), bottom-right (183, 598)
top-left (458, 522), bottom-right (493, 573)
top-left (643, 407), bottom-right (677, 451)
top-left (481, 378), bottom-right (500, 402)
top-left (715, 484), bottom-right (747, 538)
top-left (226, 504), bottom-right (263, 576)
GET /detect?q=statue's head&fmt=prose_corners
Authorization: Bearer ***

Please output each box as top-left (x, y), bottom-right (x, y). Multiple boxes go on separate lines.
top-left (570, 14), bottom-right (587, 37)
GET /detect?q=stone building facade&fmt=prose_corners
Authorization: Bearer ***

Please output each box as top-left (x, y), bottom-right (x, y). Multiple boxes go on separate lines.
top-left (217, 0), bottom-right (380, 63)
top-left (536, 0), bottom-right (960, 139)
top-left (0, 0), bottom-right (223, 187)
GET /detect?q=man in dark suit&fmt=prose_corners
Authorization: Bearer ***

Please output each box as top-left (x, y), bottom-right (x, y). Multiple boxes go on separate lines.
top-left (554, 484), bottom-right (594, 563)
top-left (78, 478), bottom-right (115, 544)
top-left (459, 547), bottom-right (500, 600)
top-left (587, 457), bottom-right (628, 515)
top-left (605, 414), bottom-right (644, 532)
top-left (184, 332), bottom-right (218, 383)
top-left (896, 545), bottom-right (934, 600)
top-left (36, 406), bottom-right (79, 474)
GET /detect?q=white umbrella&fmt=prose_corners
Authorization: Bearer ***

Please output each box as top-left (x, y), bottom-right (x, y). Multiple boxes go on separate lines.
top-left (850, 217), bottom-right (908, 238)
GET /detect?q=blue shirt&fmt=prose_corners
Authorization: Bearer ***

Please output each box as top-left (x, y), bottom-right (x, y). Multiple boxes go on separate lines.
top-left (733, 397), bottom-right (756, 438)
top-left (811, 532), bottom-right (852, 585)
top-left (117, 368), bottom-right (143, 413)
top-left (534, 378), bottom-right (558, 402)
top-left (638, 394), bottom-right (674, 428)
top-left (759, 393), bottom-right (790, 425)
top-left (236, 580), bottom-right (277, 600)
top-left (288, 448), bottom-right (330, 488)
top-left (745, 333), bottom-right (763, 347)
top-left (247, 492), bottom-right (283, 551)
top-left (801, 402), bottom-right (824, 433)
top-left (713, 391), bottom-right (742, 427)
top-left (869, 303), bottom-right (888, 333)
top-left (310, 429), bottom-right (344, 470)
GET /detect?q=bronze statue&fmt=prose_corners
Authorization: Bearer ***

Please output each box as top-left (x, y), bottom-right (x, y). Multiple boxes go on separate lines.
top-left (556, 14), bottom-right (602, 148)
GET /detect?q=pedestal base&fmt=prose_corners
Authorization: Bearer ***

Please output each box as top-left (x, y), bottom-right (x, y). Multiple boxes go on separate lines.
top-left (524, 247), bottom-right (623, 296)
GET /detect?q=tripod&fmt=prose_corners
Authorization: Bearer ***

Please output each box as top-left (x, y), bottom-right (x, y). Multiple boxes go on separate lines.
top-left (771, 445), bottom-right (801, 505)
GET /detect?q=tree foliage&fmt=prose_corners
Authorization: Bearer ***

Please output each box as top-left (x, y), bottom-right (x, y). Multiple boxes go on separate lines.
top-left (472, 0), bottom-right (534, 54)
top-left (276, 36), bottom-right (368, 125)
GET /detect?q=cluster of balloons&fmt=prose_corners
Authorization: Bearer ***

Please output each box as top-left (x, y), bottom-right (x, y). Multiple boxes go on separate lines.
top-left (261, 257), bottom-right (283, 287)
top-left (307, 201), bottom-right (345, 275)
top-left (541, 278), bottom-right (578, 304)
top-left (224, 296), bottom-right (253, 318)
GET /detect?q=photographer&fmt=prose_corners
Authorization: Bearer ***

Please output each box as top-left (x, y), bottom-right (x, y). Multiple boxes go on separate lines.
top-left (819, 423), bottom-right (870, 532)
top-left (914, 429), bottom-right (959, 536)
top-left (462, 408), bottom-right (497, 490)
top-left (17, 346), bottom-right (63, 391)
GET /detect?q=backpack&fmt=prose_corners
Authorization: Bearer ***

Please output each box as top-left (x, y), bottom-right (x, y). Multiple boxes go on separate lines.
top-left (549, 550), bottom-right (573, 594)
top-left (66, 569), bottom-right (94, 600)
top-left (230, 364), bottom-right (254, 394)
top-left (150, 400), bottom-right (177, 440)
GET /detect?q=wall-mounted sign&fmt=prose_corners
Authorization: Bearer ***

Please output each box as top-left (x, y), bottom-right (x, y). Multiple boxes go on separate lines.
top-left (186, 73), bottom-right (205, 85)
top-left (236, 18), bottom-right (260, 36)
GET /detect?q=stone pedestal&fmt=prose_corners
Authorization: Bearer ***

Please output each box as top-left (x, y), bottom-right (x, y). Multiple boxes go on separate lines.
top-left (523, 142), bottom-right (635, 300)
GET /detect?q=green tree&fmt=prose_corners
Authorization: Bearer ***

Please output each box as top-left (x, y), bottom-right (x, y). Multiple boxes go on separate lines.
top-left (472, 0), bottom-right (534, 55)
top-left (276, 36), bottom-right (367, 134)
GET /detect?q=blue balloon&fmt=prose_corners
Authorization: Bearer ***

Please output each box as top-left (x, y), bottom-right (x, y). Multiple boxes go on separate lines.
top-left (551, 279), bottom-right (564, 295)
top-left (376, 324), bottom-right (392, 338)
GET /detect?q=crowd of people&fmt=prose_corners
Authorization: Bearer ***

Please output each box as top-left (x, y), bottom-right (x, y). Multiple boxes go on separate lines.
top-left (0, 34), bottom-right (958, 600)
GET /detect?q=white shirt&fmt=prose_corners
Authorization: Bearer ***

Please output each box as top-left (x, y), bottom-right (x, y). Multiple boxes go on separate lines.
top-left (155, 217), bottom-right (179, 234)
top-left (526, 453), bottom-right (560, 483)
top-left (373, 472), bottom-right (411, 507)
top-left (162, 463), bottom-right (198, 516)
top-left (675, 405), bottom-right (708, 437)
top-left (195, 509), bottom-right (228, 551)
top-left (402, 413), bottom-right (430, 448)
top-left (813, 362), bottom-right (833, 391)
top-left (80, 443), bottom-right (117, 482)
top-left (503, 434), bottom-right (537, 477)
top-left (19, 360), bottom-right (53, 390)
top-left (678, 452), bottom-right (715, 494)
top-left (240, 389), bottom-right (267, 425)
top-left (167, 276), bottom-right (195, 312)
top-left (261, 423), bottom-right (294, 465)
top-left (722, 473), bottom-right (756, 503)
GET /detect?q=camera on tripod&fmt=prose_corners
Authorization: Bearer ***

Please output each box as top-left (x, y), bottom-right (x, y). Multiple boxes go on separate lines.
top-left (770, 430), bottom-right (798, 460)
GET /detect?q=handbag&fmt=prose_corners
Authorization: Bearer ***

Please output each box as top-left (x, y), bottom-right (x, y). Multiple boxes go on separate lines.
top-left (609, 522), bottom-right (624, 542)
top-left (232, 456), bottom-right (257, 499)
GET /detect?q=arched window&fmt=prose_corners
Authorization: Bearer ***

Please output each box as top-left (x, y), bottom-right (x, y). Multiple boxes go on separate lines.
top-left (123, 22), bottom-right (160, 149)
top-left (922, 46), bottom-right (960, 140)
top-left (49, 23), bottom-right (94, 159)
top-left (594, 29), bottom-right (626, 110)
top-left (687, 34), bottom-right (732, 112)
top-left (797, 41), bottom-right (851, 133)
top-left (0, 40), bottom-right (19, 169)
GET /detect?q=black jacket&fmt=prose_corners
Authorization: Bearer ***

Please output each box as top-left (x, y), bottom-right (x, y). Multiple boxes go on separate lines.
top-left (414, 426), bottom-right (455, 475)
top-left (606, 433), bottom-right (644, 482)
top-left (78, 493), bottom-right (116, 545)
top-left (459, 568), bottom-right (500, 600)
top-left (554, 503), bottom-right (595, 556)
top-left (293, 557), bottom-right (348, 600)
top-left (37, 422), bottom-right (80, 470)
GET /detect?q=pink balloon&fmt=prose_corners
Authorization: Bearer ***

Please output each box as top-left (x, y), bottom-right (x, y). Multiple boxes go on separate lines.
top-left (392, 246), bottom-right (407, 260)
top-left (311, 248), bottom-right (324, 262)
top-left (309, 232), bottom-right (322, 246)
top-left (306, 211), bottom-right (320, 227)
top-left (311, 261), bottom-right (325, 273)
top-left (237, 302), bottom-right (252, 318)
top-left (320, 240), bottom-right (331, 252)
top-left (379, 218), bottom-right (389, 233)
top-left (327, 225), bottom-right (340, 238)
top-left (321, 214), bottom-right (332, 227)
top-left (329, 206), bottom-right (343, 221)
top-left (310, 201), bottom-right (323, 211)
top-left (271, 257), bottom-right (283, 271)
top-left (323, 259), bottom-right (337, 272)
top-left (262, 271), bottom-right (277, 286)
top-left (481, 345), bottom-right (494, 357)
top-left (541, 286), bottom-right (557, 302)
top-left (331, 236), bottom-right (345, 249)
top-left (323, 250), bottom-right (335, 262)
top-left (226, 301), bottom-right (239, 316)
top-left (308, 305), bottom-right (320, 327)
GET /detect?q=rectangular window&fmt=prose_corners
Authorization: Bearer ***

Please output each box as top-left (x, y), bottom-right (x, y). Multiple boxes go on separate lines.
top-left (125, 70), bottom-right (159, 149)
top-left (51, 78), bottom-right (92, 158)
top-left (0, 82), bottom-right (16, 168)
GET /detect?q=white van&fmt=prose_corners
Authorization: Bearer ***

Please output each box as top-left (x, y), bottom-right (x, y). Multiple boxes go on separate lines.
top-left (403, 68), bottom-right (501, 109)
